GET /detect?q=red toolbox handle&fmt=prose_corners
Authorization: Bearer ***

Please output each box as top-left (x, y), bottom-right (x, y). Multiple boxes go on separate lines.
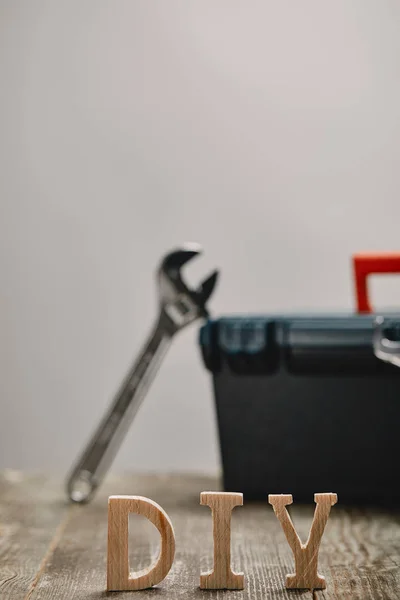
top-left (353, 252), bottom-right (400, 313)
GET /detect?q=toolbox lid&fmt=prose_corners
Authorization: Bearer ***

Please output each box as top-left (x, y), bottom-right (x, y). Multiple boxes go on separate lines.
top-left (199, 314), bottom-right (400, 376)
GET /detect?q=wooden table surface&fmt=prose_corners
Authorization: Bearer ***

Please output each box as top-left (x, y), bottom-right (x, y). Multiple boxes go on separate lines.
top-left (0, 471), bottom-right (399, 600)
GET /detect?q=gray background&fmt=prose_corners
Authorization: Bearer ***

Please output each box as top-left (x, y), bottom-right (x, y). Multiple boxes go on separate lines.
top-left (1, 1), bottom-right (399, 475)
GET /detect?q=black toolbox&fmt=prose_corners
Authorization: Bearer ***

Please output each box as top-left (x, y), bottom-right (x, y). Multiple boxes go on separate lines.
top-left (199, 254), bottom-right (400, 504)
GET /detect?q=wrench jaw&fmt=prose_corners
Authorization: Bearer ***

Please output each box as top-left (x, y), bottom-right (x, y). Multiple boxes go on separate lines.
top-left (195, 269), bottom-right (219, 306)
top-left (158, 245), bottom-right (219, 334)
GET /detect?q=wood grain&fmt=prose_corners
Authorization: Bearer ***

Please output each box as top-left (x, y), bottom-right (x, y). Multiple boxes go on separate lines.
top-left (107, 495), bottom-right (175, 591)
top-left (27, 474), bottom-right (311, 599)
top-left (200, 491), bottom-right (244, 590)
top-left (314, 505), bottom-right (400, 600)
top-left (0, 471), bottom-right (69, 600)
top-left (0, 473), bottom-right (399, 600)
top-left (269, 493), bottom-right (337, 590)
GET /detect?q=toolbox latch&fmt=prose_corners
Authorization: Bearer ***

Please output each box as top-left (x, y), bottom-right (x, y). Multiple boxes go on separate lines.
top-left (373, 316), bottom-right (400, 368)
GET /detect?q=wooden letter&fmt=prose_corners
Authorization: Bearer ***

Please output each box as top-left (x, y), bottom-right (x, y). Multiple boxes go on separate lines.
top-left (200, 491), bottom-right (244, 590)
top-left (107, 495), bottom-right (175, 591)
top-left (268, 493), bottom-right (337, 590)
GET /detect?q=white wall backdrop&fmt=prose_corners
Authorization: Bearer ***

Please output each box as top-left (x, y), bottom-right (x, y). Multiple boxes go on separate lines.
top-left (1, 1), bottom-right (400, 475)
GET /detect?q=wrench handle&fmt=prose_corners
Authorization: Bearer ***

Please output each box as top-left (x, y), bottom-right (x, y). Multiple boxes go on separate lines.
top-left (66, 315), bottom-right (172, 503)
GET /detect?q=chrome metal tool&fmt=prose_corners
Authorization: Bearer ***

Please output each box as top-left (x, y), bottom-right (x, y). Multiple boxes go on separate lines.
top-left (373, 315), bottom-right (400, 368)
top-left (66, 243), bottom-right (218, 503)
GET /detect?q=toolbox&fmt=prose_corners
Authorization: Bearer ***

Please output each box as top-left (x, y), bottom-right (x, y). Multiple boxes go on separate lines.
top-left (199, 254), bottom-right (400, 504)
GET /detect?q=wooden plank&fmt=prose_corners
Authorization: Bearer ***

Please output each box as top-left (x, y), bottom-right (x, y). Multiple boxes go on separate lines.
top-left (29, 474), bottom-right (313, 599)
top-left (0, 470), bottom-right (69, 600)
top-left (1, 473), bottom-right (399, 599)
top-left (314, 506), bottom-right (400, 600)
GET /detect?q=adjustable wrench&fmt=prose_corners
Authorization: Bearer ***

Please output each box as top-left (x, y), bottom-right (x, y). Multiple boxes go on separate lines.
top-left (66, 243), bottom-right (218, 503)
